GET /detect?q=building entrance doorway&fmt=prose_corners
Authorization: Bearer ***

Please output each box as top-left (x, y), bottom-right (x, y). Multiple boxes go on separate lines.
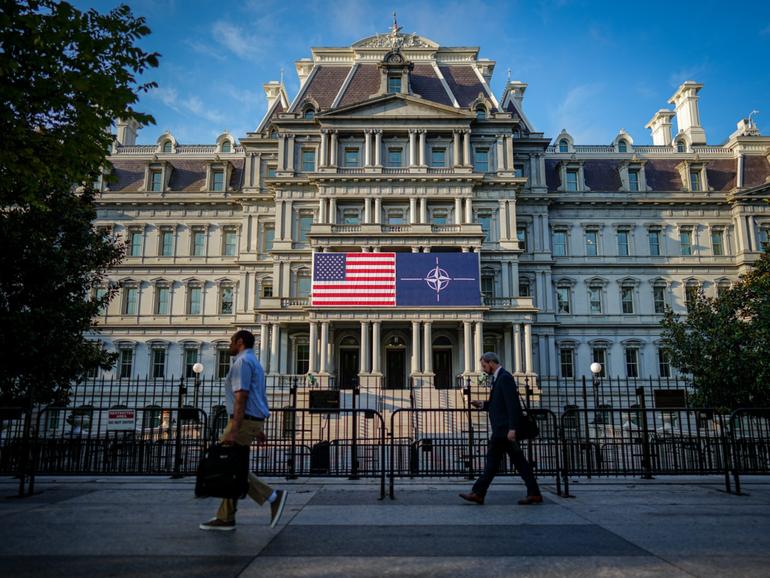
top-left (385, 349), bottom-right (406, 389)
top-left (433, 348), bottom-right (453, 389)
top-left (338, 338), bottom-right (359, 389)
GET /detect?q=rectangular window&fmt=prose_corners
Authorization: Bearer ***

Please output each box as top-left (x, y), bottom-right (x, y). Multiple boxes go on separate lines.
top-left (387, 76), bottom-right (401, 93)
top-left (559, 348), bottom-right (574, 379)
top-left (217, 349), bottom-right (231, 379)
top-left (184, 348), bottom-right (198, 379)
top-left (150, 170), bottom-right (163, 192)
top-left (592, 348), bottom-right (607, 377)
top-left (188, 287), bottom-right (201, 315)
top-left (588, 287), bottom-right (602, 314)
top-left (585, 230), bottom-right (598, 256)
top-left (648, 230), bottom-right (661, 256)
top-left (552, 230), bottom-right (568, 256)
top-left (302, 149), bottom-right (315, 172)
top-left (387, 147), bottom-right (403, 167)
top-left (628, 169), bottom-right (640, 192)
top-left (385, 208), bottom-right (406, 225)
top-left (711, 229), bottom-right (724, 256)
top-left (297, 275), bottom-right (311, 297)
top-left (119, 349), bottom-right (133, 379)
top-left (565, 169), bottom-right (579, 191)
top-left (295, 342), bottom-right (310, 375)
top-left (211, 169), bottom-right (225, 192)
top-left (431, 147), bottom-right (446, 167)
top-left (297, 213), bottom-right (313, 243)
top-left (220, 287), bottom-right (233, 314)
top-left (341, 208), bottom-right (360, 225)
top-left (478, 213), bottom-right (493, 242)
top-left (123, 287), bottom-right (138, 315)
top-left (155, 287), bottom-right (169, 315)
top-left (151, 348), bottom-right (166, 379)
top-left (617, 230), bottom-right (630, 256)
top-left (261, 281), bottom-right (273, 298)
top-left (431, 208), bottom-right (449, 225)
top-left (658, 349), bottom-right (671, 378)
top-left (653, 286), bottom-right (666, 314)
top-left (514, 164), bottom-right (524, 178)
top-left (556, 287), bottom-right (571, 314)
top-left (160, 230), bottom-right (174, 257)
top-left (262, 223), bottom-right (275, 253)
top-left (223, 229), bottom-right (237, 256)
top-left (621, 287), bottom-right (635, 314)
top-left (267, 166), bottom-right (277, 178)
top-left (759, 227), bottom-right (769, 250)
top-left (518, 280), bottom-right (531, 297)
top-left (690, 170), bottom-right (701, 191)
top-left (680, 230), bottom-right (692, 256)
top-left (130, 231), bottom-right (142, 257)
top-left (517, 227), bottom-right (528, 252)
top-left (344, 147), bottom-right (360, 168)
top-left (481, 276), bottom-right (496, 299)
top-left (192, 230), bottom-right (206, 256)
top-left (473, 148), bottom-right (489, 173)
top-left (625, 348), bottom-right (639, 378)
top-left (685, 285), bottom-right (698, 312)
top-left (95, 287), bottom-right (108, 314)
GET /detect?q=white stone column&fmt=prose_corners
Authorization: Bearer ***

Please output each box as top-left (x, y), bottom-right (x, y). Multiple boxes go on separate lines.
top-left (374, 130), bottom-right (382, 167)
top-left (279, 330), bottom-right (289, 374)
top-left (524, 323), bottom-right (533, 374)
top-left (474, 321), bottom-right (483, 372)
top-left (419, 198), bottom-right (427, 224)
top-left (506, 134), bottom-right (514, 169)
top-left (463, 130), bottom-right (471, 167)
top-left (329, 197), bottom-right (337, 225)
top-left (409, 198), bottom-right (417, 225)
top-left (283, 200), bottom-right (293, 241)
top-left (269, 323), bottom-right (280, 374)
top-left (423, 321), bottom-right (433, 374)
top-left (364, 130), bottom-right (372, 167)
top-left (277, 134), bottom-right (286, 171)
top-left (319, 321), bottom-right (329, 374)
top-left (359, 321), bottom-right (370, 374)
top-left (374, 197), bottom-right (381, 224)
top-left (418, 130), bottom-right (426, 166)
top-left (513, 323), bottom-right (522, 373)
top-left (329, 131), bottom-right (338, 167)
top-left (319, 130), bottom-right (328, 168)
top-left (275, 200), bottom-right (285, 240)
top-left (499, 200), bottom-right (509, 240)
top-left (308, 321), bottom-right (318, 373)
top-left (455, 198), bottom-right (463, 224)
top-left (464, 198), bottom-right (473, 224)
top-left (319, 198), bottom-right (327, 223)
top-left (259, 323), bottom-right (269, 367)
top-left (496, 135), bottom-right (505, 172)
top-left (286, 134), bottom-right (295, 173)
top-left (503, 330), bottom-right (513, 371)
top-left (509, 200), bottom-right (518, 245)
top-left (372, 321), bottom-right (381, 375)
top-left (411, 320), bottom-right (421, 374)
top-left (453, 130), bottom-right (461, 167)
top-left (364, 198), bottom-right (371, 224)
top-left (463, 321), bottom-right (473, 374)
top-left (409, 130), bottom-right (417, 167)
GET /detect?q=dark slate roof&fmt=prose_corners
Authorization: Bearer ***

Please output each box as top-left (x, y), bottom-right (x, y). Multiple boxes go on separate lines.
top-left (645, 160), bottom-right (683, 191)
top-left (337, 64), bottom-right (380, 108)
top-left (301, 66), bottom-right (351, 110)
top-left (706, 159), bottom-right (736, 192)
top-left (109, 161), bottom-right (145, 191)
top-left (544, 159), bottom-right (561, 190)
top-left (410, 64), bottom-right (452, 106)
top-left (262, 100), bottom-right (283, 129)
top-left (743, 155), bottom-right (770, 188)
top-left (168, 160), bottom-right (206, 191)
top-left (584, 160), bottom-right (622, 191)
top-left (439, 66), bottom-right (490, 109)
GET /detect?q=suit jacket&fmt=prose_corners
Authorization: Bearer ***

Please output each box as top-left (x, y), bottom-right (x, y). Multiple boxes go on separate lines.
top-left (482, 368), bottom-right (524, 438)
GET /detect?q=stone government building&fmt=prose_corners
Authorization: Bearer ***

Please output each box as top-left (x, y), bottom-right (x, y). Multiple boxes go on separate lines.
top-left (92, 24), bottom-right (770, 398)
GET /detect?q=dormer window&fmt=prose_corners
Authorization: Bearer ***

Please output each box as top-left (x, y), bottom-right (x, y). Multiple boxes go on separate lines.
top-left (559, 139), bottom-right (569, 153)
top-left (161, 141), bottom-right (173, 153)
top-left (475, 106), bottom-right (487, 120)
top-left (618, 139), bottom-right (627, 153)
top-left (150, 169), bottom-right (163, 192)
top-left (303, 108), bottom-right (315, 120)
top-left (628, 169), bottom-right (640, 191)
top-left (690, 170), bottom-right (702, 191)
top-left (221, 140), bottom-right (231, 153)
top-left (211, 169), bottom-right (225, 192)
top-left (566, 169), bottom-right (578, 191)
top-left (387, 76), bottom-right (401, 94)
top-left (676, 140), bottom-right (686, 153)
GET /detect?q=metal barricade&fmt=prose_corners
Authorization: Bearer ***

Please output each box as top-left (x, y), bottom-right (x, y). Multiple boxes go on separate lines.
top-left (729, 408), bottom-right (770, 495)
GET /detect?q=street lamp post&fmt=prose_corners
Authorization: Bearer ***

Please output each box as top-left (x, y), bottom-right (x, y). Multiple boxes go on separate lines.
top-left (590, 362), bottom-right (602, 423)
top-left (192, 362), bottom-right (204, 409)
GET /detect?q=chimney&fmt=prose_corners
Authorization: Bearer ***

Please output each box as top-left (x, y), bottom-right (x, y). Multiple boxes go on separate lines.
top-left (263, 81), bottom-right (283, 110)
top-left (668, 81), bottom-right (707, 145)
top-left (645, 109), bottom-right (675, 146)
top-left (295, 59), bottom-right (314, 89)
top-left (115, 118), bottom-right (139, 146)
top-left (506, 81), bottom-right (527, 111)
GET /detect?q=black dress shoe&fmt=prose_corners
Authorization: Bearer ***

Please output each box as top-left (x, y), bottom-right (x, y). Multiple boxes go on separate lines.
top-left (459, 492), bottom-right (485, 505)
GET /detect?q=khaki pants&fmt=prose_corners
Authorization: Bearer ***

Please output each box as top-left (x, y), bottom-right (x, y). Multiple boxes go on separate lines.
top-left (216, 419), bottom-right (273, 522)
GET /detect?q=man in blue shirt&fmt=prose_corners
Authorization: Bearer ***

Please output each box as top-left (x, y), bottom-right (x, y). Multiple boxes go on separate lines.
top-left (200, 330), bottom-right (288, 531)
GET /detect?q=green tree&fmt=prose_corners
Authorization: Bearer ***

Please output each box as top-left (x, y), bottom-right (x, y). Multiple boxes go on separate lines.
top-left (0, 1), bottom-right (159, 405)
top-left (661, 248), bottom-right (770, 410)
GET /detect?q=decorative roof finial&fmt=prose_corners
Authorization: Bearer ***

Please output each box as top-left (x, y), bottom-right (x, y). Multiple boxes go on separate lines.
top-left (391, 11), bottom-right (402, 36)
top-left (280, 67), bottom-right (285, 85)
top-left (507, 68), bottom-right (511, 83)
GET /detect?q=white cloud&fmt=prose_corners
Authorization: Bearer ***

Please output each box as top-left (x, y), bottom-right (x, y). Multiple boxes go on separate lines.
top-left (668, 63), bottom-right (708, 88)
top-left (149, 86), bottom-right (226, 125)
top-left (184, 39), bottom-right (226, 62)
top-left (549, 83), bottom-right (607, 144)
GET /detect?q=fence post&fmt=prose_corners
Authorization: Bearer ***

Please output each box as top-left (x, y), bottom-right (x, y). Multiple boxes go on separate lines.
top-left (349, 380), bottom-right (360, 480)
top-left (636, 386), bottom-right (653, 479)
top-left (729, 410), bottom-right (742, 495)
top-left (525, 377), bottom-right (534, 465)
top-left (581, 376), bottom-right (592, 479)
top-left (171, 376), bottom-right (187, 479)
top-left (287, 376), bottom-right (298, 480)
top-left (464, 376), bottom-right (474, 480)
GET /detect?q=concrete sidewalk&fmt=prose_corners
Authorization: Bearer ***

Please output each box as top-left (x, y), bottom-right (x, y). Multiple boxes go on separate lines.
top-left (1, 475), bottom-right (769, 577)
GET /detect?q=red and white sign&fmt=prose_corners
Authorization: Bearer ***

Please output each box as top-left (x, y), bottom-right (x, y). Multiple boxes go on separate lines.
top-left (107, 409), bottom-right (135, 431)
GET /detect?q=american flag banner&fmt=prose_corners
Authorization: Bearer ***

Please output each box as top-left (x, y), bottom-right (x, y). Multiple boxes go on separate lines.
top-left (312, 252), bottom-right (396, 307)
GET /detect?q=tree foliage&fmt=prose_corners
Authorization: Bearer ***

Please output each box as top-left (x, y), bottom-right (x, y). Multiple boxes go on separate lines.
top-left (661, 248), bottom-right (770, 410)
top-left (0, 1), bottom-right (159, 404)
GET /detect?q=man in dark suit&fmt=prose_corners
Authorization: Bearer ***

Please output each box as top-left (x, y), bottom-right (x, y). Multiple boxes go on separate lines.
top-left (460, 352), bottom-right (542, 505)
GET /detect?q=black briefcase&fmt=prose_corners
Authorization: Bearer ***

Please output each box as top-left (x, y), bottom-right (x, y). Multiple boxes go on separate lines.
top-left (195, 443), bottom-right (250, 499)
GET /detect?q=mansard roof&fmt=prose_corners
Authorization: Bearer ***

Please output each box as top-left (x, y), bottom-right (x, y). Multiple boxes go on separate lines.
top-left (109, 159), bottom-right (244, 193)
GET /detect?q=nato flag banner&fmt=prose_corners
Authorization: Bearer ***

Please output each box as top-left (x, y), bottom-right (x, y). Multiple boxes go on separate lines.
top-left (396, 253), bottom-right (480, 306)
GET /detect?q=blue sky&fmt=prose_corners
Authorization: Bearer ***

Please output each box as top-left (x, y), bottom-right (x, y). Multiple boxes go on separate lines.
top-left (77, 0), bottom-right (770, 146)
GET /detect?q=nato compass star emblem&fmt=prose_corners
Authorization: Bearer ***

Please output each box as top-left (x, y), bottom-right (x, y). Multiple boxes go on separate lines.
top-left (400, 257), bottom-right (476, 303)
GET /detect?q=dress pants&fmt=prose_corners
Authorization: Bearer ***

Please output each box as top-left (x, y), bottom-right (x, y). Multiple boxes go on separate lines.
top-left (472, 436), bottom-right (541, 497)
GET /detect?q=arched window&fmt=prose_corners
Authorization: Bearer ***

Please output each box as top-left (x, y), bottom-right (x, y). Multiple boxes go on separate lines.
top-left (303, 108), bottom-right (315, 120)
top-left (559, 139), bottom-right (569, 153)
top-left (433, 336), bottom-right (451, 347)
top-left (162, 141), bottom-right (173, 153)
top-left (475, 106), bottom-right (486, 120)
top-left (221, 140), bottom-right (231, 153)
top-left (676, 140), bottom-right (686, 153)
top-left (618, 140), bottom-right (627, 153)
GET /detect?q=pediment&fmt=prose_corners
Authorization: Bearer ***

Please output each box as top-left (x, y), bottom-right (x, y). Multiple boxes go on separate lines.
top-left (320, 94), bottom-right (471, 119)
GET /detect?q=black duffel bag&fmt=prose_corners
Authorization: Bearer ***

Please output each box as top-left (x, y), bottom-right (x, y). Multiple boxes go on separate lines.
top-left (195, 443), bottom-right (250, 499)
